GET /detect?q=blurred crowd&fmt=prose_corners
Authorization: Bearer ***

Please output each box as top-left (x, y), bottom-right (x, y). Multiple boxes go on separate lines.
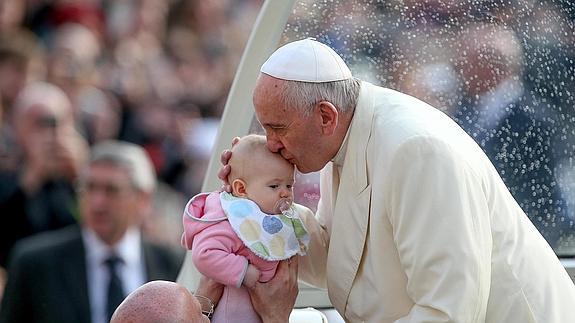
top-left (0, 0), bottom-right (263, 303)
top-left (0, 0), bottom-right (263, 196)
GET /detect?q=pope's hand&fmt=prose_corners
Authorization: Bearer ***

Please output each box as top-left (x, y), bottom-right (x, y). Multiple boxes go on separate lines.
top-left (248, 257), bottom-right (299, 323)
top-left (217, 137), bottom-right (240, 192)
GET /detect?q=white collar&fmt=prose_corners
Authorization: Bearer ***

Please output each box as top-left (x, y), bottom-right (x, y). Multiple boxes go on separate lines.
top-left (331, 117), bottom-right (353, 168)
top-left (82, 227), bottom-right (142, 265)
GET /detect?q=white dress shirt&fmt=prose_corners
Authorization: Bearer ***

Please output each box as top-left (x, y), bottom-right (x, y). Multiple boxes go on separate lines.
top-left (82, 227), bottom-right (147, 323)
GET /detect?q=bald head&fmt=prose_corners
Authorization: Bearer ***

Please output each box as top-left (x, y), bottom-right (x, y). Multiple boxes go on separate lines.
top-left (13, 81), bottom-right (72, 121)
top-left (110, 281), bottom-right (209, 323)
top-left (12, 81), bottom-right (74, 136)
top-left (11, 81), bottom-right (78, 160)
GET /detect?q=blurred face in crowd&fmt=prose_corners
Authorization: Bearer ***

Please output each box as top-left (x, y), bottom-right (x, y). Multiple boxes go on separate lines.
top-left (15, 95), bottom-right (80, 177)
top-left (458, 23), bottom-right (522, 97)
top-left (253, 74), bottom-right (336, 174)
top-left (48, 23), bottom-right (100, 92)
top-left (79, 161), bottom-right (146, 245)
top-left (17, 101), bottom-right (74, 147)
top-left (0, 0), bottom-right (25, 31)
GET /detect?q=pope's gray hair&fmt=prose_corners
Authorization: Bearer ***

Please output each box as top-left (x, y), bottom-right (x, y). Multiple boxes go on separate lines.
top-left (89, 140), bottom-right (157, 193)
top-left (279, 77), bottom-right (362, 117)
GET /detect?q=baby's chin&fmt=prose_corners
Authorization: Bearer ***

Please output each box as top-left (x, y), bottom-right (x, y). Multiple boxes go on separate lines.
top-left (246, 198), bottom-right (276, 215)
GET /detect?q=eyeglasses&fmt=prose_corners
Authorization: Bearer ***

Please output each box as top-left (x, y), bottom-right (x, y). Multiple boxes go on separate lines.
top-left (36, 115), bottom-right (59, 129)
top-left (77, 181), bottom-right (133, 197)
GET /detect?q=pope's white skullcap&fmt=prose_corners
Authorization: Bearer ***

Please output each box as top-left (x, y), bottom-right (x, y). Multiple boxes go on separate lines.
top-left (261, 38), bottom-right (352, 83)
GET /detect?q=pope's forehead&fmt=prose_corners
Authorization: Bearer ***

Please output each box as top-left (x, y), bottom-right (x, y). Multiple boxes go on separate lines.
top-left (254, 81), bottom-right (290, 116)
top-left (254, 74), bottom-right (284, 96)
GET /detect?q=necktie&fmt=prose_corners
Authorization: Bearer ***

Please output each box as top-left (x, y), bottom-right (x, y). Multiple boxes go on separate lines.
top-left (105, 255), bottom-right (125, 321)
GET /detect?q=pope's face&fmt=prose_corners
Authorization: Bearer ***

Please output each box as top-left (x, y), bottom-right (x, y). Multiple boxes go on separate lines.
top-left (253, 75), bottom-right (330, 173)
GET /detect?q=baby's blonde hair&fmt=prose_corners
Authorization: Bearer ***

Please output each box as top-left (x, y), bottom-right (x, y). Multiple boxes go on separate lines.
top-left (229, 134), bottom-right (271, 182)
top-left (227, 134), bottom-right (292, 193)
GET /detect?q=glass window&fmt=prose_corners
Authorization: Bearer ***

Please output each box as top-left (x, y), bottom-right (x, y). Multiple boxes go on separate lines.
top-left (249, 0), bottom-right (575, 256)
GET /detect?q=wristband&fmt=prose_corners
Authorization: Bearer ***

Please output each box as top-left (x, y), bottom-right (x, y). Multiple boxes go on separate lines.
top-left (194, 294), bottom-right (215, 318)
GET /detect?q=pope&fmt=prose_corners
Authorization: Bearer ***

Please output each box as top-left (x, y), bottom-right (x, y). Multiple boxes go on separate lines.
top-left (211, 38), bottom-right (575, 323)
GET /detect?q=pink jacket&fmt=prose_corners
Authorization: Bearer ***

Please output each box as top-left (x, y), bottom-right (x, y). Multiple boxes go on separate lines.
top-left (181, 192), bottom-right (278, 287)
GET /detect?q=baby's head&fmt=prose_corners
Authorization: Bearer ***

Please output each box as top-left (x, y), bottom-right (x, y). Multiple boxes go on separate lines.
top-left (228, 134), bottom-right (295, 214)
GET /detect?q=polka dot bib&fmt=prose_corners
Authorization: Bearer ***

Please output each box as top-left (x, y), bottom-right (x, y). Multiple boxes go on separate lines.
top-left (220, 192), bottom-right (310, 261)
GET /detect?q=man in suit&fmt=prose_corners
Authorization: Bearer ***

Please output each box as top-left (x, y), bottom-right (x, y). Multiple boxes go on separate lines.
top-left (0, 140), bottom-right (183, 323)
top-left (0, 81), bottom-right (87, 269)
top-left (214, 38), bottom-right (575, 322)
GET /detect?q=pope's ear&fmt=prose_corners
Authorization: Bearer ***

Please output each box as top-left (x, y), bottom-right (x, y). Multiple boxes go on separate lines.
top-left (232, 179), bottom-right (247, 197)
top-left (316, 101), bottom-right (338, 136)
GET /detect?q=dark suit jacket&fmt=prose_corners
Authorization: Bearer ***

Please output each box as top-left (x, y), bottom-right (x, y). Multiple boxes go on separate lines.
top-left (0, 172), bottom-right (78, 267)
top-left (0, 225), bottom-right (184, 323)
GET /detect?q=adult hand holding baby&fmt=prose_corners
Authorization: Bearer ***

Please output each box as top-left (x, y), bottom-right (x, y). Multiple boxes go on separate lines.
top-left (248, 257), bottom-right (299, 323)
top-left (217, 136), bottom-right (240, 192)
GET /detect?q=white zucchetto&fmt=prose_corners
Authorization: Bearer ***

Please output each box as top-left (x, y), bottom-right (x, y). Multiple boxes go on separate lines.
top-left (260, 38), bottom-right (352, 83)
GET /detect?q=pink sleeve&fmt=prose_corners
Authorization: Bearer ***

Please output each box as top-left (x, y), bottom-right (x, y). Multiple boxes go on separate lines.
top-left (191, 222), bottom-right (249, 288)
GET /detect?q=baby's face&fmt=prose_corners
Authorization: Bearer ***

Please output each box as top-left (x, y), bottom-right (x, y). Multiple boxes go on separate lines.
top-left (244, 154), bottom-right (295, 214)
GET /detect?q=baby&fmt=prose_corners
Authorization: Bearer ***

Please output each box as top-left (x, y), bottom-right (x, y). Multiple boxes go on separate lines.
top-left (181, 134), bottom-right (309, 323)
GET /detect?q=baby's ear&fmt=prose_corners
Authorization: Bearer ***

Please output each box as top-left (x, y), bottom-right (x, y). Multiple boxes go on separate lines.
top-left (232, 179), bottom-right (247, 197)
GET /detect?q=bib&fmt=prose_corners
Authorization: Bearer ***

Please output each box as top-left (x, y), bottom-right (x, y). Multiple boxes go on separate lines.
top-left (220, 192), bottom-right (310, 261)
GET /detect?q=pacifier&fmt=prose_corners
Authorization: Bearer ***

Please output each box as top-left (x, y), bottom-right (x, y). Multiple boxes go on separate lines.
top-left (274, 197), bottom-right (295, 218)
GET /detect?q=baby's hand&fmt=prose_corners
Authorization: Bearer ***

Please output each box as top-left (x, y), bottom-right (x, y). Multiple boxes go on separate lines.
top-left (243, 264), bottom-right (261, 289)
